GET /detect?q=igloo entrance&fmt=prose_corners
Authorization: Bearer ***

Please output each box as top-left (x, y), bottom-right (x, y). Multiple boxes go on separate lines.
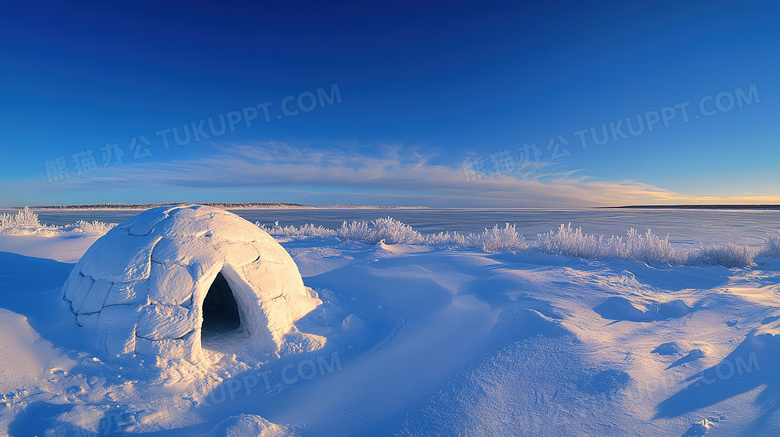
top-left (201, 271), bottom-right (242, 340)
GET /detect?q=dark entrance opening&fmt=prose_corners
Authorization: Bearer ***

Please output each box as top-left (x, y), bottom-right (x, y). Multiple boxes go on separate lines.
top-left (201, 271), bottom-right (242, 339)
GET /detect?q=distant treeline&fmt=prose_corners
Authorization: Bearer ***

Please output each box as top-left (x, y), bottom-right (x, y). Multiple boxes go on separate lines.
top-left (14, 203), bottom-right (428, 210)
top-left (16, 202), bottom-right (310, 210)
top-left (611, 204), bottom-right (780, 210)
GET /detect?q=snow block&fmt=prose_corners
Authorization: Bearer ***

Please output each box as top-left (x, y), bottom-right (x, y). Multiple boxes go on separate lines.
top-left (223, 242), bottom-right (260, 267)
top-left (70, 275), bottom-right (95, 314)
top-left (79, 231), bottom-right (161, 282)
top-left (136, 304), bottom-right (197, 341)
top-left (151, 236), bottom-right (220, 267)
top-left (98, 305), bottom-right (142, 356)
top-left (105, 281), bottom-right (148, 306)
top-left (203, 414), bottom-right (291, 437)
top-left (127, 211), bottom-right (170, 236)
top-left (64, 272), bottom-right (85, 302)
top-left (208, 213), bottom-right (267, 243)
top-left (78, 279), bottom-right (113, 314)
top-left (148, 263), bottom-right (194, 306)
top-left (116, 206), bottom-right (167, 225)
top-left (152, 207), bottom-right (213, 237)
top-left (77, 312), bottom-right (100, 329)
top-left (136, 330), bottom-right (197, 360)
top-left (241, 260), bottom-right (306, 300)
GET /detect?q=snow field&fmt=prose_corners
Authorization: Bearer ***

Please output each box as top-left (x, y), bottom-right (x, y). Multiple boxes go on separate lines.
top-left (2, 211), bottom-right (780, 435)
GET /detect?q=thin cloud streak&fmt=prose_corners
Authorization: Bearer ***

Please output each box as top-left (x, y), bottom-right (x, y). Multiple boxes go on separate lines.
top-left (35, 143), bottom-right (779, 207)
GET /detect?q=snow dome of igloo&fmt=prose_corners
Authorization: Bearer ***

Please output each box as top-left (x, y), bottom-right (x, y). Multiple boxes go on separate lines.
top-left (61, 205), bottom-right (321, 362)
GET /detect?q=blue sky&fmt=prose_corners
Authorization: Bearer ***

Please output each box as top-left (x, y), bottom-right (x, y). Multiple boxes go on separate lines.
top-left (1, 0), bottom-right (778, 207)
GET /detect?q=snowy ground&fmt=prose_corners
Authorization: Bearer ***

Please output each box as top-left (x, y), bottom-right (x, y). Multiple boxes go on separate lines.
top-left (2, 214), bottom-right (780, 436)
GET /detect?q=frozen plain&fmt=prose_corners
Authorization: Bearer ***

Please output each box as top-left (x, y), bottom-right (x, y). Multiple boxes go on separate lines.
top-left (1, 208), bottom-right (780, 436)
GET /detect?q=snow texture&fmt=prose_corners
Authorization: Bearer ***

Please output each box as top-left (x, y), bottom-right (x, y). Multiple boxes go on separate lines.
top-left (61, 205), bottom-right (321, 362)
top-left (203, 414), bottom-right (296, 437)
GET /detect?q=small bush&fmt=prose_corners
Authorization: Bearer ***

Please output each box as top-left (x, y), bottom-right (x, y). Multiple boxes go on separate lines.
top-left (687, 243), bottom-right (755, 268)
top-left (537, 224), bottom-right (602, 258)
top-left (0, 207), bottom-right (41, 228)
top-left (1, 207), bottom-right (116, 237)
top-left (257, 221), bottom-right (337, 238)
top-left (0, 207), bottom-right (56, 236)
top-left (337, 217), bottom-right (423, 244)
top-left (425, 231), bottom-right (467, 246)
top-left (536, 224), bottom-right (676, 263)
top-left (468, 223), bottom-right (528, 252)
top-left (250, 217), bottom-right (774, 266)
top-left (337, 220), bottom-right (374, 242)
top-left (614, 228), bottom-right (677, 263)
top-left (758, 231), bottom-right (780, 259)
top-left (369, 217), bottom-right (424, 244)
top-left (69, 220), bottom-right (117, 236)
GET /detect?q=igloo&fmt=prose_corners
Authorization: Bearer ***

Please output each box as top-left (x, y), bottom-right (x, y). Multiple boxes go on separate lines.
top-left (61, 205), bottom-right (321, 362)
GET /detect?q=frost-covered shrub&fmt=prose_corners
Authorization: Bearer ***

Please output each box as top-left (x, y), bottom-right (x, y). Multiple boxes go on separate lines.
top-left (294, 223), bottom-right (338, 238)
top-left (263, 218), bottom-right (529, 252)
top-left (612, 228), bottom-right (677, 263)
top-left (536, 224), bottom-right (677, 263)
top-left (337, 220), bottom-right (374, 242)
top-left (537, 224), bottom-right (602, 258)
top-left (69, 220), bottom-right (117, 236)
top-left (265, 217), bottom-right (425, 244)
top-left (687, 243), bottom-right (755, 268)
top-left (0, 207), bottom-right (57, 236)
top-left (250, 217), bottom-right (770, 265)
top-left (369, 217), bottom-right (424, 244)
top-left (468, 223), bottom-right (528, 252)
top-left (256, 221), bottom-right (337, 238)
top-left (757, 231), bottom-right (780, 259)
top-left (425, 231), bottom-right (467, 246)
top-left (1, 208), bottom-right (117, 237)
top-left (336, 217), bottom-right (423, 244)
top-left (0, 207), bottom-right (40, 228)
top-left (257, 221), bottom-right (286, 235)
top-left (424, 225), bottom-right (528, 252)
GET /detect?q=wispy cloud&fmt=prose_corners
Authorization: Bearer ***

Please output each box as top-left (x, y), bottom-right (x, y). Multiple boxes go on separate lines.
top-left (31, 142), bottom-right (780, 207)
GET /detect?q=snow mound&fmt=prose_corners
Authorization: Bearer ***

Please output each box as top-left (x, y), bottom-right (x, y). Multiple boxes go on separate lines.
top-left (682, 417), bottom-right (720, 436)
top-left (202, 414), bottom-right (296, 437)
top-left (0, 309), bottom-right (75, 393)
top-left (655, 328), bottom-right (780, 419)
top-left (652, 341), bottom-right (680, 356)
top-left (61, 205), bottom-right (322, 363)
top-left (577, 369), bottom-right (631, 395)
top-left (593, 297), bottom-right (692, 322)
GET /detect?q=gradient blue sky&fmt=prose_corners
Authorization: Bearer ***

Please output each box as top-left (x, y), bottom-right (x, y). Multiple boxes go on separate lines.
top-left (1, 0), bottom-right (778, 207)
